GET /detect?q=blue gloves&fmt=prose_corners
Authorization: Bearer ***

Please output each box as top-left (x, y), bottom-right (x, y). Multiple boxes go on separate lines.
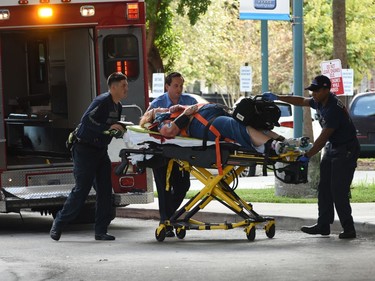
top-left (263, 92), bottom-right (278, 101)
top-left (297, 154), bottom-right (310, 166)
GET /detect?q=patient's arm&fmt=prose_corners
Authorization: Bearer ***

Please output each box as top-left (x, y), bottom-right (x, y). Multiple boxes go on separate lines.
top-left (158, 105), bottom-right (198, 138)
top-left (159, 120), bottom-right (180, 137)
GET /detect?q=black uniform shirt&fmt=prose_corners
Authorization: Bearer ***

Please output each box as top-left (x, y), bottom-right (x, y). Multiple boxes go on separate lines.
top-left (309, 93), bottom-right (357, 147)
top-left (76, 92), bottom-right (122, 148)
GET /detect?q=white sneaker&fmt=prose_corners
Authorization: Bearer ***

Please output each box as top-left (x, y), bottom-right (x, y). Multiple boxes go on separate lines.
top-left (272, 141), bottom-right (287, 155)
top-left (285, 137), bottom-right (311, 150)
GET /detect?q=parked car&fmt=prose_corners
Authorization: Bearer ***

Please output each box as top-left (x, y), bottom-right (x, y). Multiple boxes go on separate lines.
top-left (349, 92), bottom-right (375, 157)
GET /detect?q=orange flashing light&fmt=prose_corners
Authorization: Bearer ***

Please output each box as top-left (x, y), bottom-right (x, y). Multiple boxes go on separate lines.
top-left (38, 7), bottom-right (53, 18)
top-left (123, 61), bottom-right (128, 76)
top-left (40, 0), bottom-right (50, 3)
top-left (126, 3), bottom-right (139, 20)
top-left (116, 61), bottom-right (122, 73)
top-left (61, 0), bottom-right (71, 2)
top-left (116, 61), bottom-right (129, 76)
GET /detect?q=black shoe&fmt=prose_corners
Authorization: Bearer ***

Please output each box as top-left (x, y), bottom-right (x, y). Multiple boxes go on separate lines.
top-left (339, 229), bottom-right (356, 239)
top-left (95, 233), bottom-right (116, 241)
top-left (165, 230), bottom-right (175, 237)
top-left (165, 226), bottom-right (175, 237)
top-left (50, 221), bottom-right (62, 241)
top-left (301, 224), bottom-right (330, 236)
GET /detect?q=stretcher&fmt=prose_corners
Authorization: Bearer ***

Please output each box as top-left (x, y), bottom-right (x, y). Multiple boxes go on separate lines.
top-left (117, 125), bottom-right (308, 242)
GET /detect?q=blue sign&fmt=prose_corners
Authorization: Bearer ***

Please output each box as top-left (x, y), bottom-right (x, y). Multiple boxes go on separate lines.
top-left (240, 0), bottom-right (290, 21)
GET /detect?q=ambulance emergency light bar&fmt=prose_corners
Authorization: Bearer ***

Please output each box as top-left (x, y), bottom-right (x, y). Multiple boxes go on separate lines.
top-left (18, 1), bottom-right (71, 3)
top-left (17, 0), bottom-right (144, 4)
top-left (6, 1), bottom-right (140, 21)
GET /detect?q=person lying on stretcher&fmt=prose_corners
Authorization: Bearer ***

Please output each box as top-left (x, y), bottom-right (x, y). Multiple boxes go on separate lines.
top-left (139, 103), bottom-right (311, 155)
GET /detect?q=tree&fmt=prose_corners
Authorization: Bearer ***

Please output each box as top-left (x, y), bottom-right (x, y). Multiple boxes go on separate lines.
top-left (304, 0), bottom-right (375, 86)
top-left (332, 0), bottom-right (348, 68)
top-left (145, 0), bottom-right (211, 86)
top-left (147, 0), bottom-right (375, 95)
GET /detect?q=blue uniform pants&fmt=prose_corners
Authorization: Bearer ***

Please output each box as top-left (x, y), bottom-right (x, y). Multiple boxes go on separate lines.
top-left (55, 143), bottom-right (113, 234)
top-left (317, 140), bottom-right (360, 231)
top-left (153, 162), bottom-right (190, 222)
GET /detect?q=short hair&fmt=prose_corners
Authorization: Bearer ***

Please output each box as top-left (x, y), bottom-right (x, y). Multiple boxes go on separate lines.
top-left (107, 72), bottom-right (127, 87)
top-left (165, 72), bottom-right (184, 86)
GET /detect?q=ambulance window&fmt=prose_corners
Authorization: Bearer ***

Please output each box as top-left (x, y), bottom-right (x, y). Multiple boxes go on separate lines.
top-left (103, 35), bottom-right (139, 80)
top-left (37, 41), bottom-right (47, 83)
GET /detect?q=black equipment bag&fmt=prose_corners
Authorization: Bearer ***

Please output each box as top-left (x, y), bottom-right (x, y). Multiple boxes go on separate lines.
top-left (232, 95), bottom-right (281, 130)
top-left (274, 162), bottom-right (308, 184)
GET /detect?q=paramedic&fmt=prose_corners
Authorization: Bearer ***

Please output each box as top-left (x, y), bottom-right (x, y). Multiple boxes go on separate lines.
top-left (263, 75), bottom-right (360, 239)
top-left (147, 72), bottom-right (197, 237)
top-left (50, 72), bottom-right (128, 241)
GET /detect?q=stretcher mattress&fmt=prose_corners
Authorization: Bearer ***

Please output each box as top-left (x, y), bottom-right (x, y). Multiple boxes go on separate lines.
top-left (124, 125), bottom-right (215, 148)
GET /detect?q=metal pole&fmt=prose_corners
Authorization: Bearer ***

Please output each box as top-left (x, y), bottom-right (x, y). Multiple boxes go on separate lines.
top-left (293, 0), bottom-right (303, 137)
top-left (261, 20), bottom-right (269, 93)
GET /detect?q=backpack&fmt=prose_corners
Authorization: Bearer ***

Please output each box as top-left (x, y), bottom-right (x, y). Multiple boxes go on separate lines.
top-left (232, 95), bottom-right (281, 130)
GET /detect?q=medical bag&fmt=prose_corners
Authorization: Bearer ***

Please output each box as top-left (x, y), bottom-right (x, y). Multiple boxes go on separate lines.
top-left (232, 95), bottom-right (281, 130)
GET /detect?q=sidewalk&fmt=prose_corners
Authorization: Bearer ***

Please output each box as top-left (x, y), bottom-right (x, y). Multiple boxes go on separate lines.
top-left (117, 169), bottom-right (375, 236)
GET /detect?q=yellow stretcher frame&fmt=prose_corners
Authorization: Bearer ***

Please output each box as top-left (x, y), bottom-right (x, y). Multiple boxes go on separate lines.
top-left (118, 140), bottom-right (304, 242)
top-left (153, 149), bottom-right (302, 242)
top-left (118, 126), bottom-right (306, 242)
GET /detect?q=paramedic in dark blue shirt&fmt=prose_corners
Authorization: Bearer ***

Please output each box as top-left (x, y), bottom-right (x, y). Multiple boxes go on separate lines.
top-left (147, 72), bottom-right (197, 237)
top-left (50, 72), bottom-right (128, 241)
top-left (263, 75), bottom-right (360, 239)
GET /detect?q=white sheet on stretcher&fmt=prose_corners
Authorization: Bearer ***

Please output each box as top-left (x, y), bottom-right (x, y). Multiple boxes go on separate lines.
top-left (124, 125), bottom-right (215, 147)
top-left (123, 125), bottom-right (216, 164)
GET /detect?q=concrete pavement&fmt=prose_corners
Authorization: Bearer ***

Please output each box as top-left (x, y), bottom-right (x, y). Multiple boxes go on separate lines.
top-left (117, 169), bottom-right (375, 236)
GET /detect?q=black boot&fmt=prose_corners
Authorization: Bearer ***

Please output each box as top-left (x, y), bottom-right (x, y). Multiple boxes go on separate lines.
top-left (301, 223), bottom-right (330, 236)
top-left (339, 228), bottom-right (356, 239)
top-left (95, 233), bottom-right (116, 241)
top-left (50, 220), bottom-right (62, 241)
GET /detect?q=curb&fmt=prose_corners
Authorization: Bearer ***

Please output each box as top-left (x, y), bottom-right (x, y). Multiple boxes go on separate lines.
top-left (116, 208), bottom-right (375, 237)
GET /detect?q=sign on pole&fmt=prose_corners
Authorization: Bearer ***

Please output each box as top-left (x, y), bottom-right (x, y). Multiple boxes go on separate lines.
top-left (239, 0), bottom-right (290, 21)
top-left (151, 73), bottom-right (165, 98)
top-left (240, 65), bottom-right (252, 92)
top-left (342, 69), bottom-right (354, 96)
top-left (320, 59), bottom-right (344, 95)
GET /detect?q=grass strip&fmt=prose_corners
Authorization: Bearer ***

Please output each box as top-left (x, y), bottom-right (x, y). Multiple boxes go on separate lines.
top-left (179, 182), bottom-right (375, 203)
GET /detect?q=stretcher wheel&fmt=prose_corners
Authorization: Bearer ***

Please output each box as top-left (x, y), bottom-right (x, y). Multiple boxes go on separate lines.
top-left (265, 223), bottom-right (276, 239)
top-left (176, 228), bottom-right (186, 239)
top-left (245, 225), bottom-right (256, 241)
top-left (155, 226), bottom-right (166, 242)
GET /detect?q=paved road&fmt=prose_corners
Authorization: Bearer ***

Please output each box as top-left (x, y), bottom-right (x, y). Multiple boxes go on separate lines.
top-left (0, 213), bottom-right (374, 281)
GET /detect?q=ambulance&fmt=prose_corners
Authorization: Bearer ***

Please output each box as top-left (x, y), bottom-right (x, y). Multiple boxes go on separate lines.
top-left (0, 0), bottom-right (153, 219)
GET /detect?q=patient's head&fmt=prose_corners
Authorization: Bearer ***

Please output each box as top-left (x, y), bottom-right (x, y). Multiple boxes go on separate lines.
top-left (140, 110), bottom-right (154, 128)
top-left (139, 107), bottom-right (170, 128)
